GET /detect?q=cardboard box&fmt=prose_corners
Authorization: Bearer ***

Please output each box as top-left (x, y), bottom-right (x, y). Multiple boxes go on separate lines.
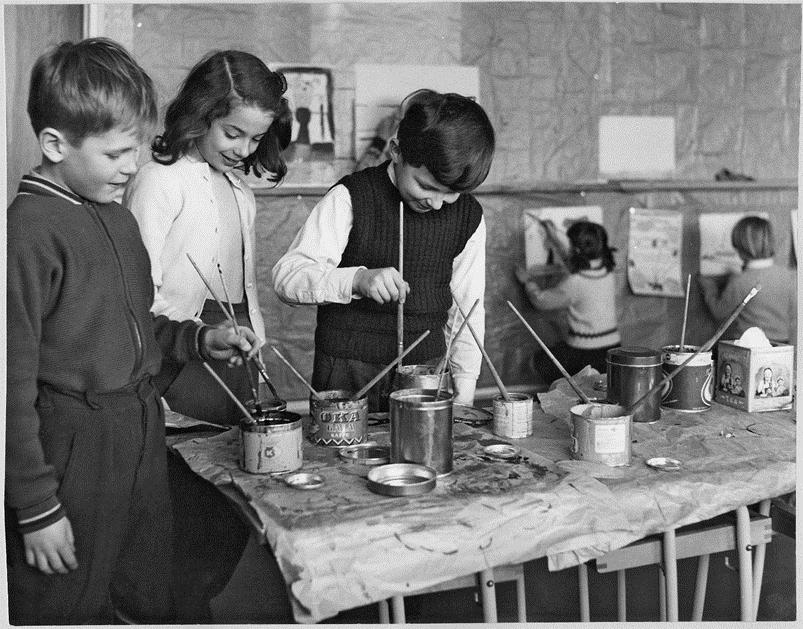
top-left (714, 340), bottom-right (794, 412)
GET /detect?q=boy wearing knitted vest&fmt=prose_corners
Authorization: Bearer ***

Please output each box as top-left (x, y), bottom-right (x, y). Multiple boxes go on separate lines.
top-left (6, 38), bottom-right (260, 624)
top-left (273, 90), bottom-right (495, 411)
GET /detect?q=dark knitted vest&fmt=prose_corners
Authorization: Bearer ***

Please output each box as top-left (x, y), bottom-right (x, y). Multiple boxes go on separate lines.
top-left (316, 162), bottom-right (482, 364)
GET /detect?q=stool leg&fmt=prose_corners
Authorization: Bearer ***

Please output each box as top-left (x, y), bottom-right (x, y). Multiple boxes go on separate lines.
top-left (658, 566), bottom-right (666, 621)
top-left (391, 595), bottom-right (406, 624)
top-left (691, 554), bottom-right (710, 621)
top-left (378, 600), bottom-right (391, 623)
top-left (736, 505), bottom-right (754, 621)
top-left (515, 566), bottom-right (527, 622)
top-left (578, 563), bottom-right (590, 621)
top-left (663, 529), bottom-right (678, 621)
top-left (617, 570), bottom-right (626, 621)
top-left (752, 499), bottom-right (772, 620)
top-left (478, 569), bottom-right (498, 623)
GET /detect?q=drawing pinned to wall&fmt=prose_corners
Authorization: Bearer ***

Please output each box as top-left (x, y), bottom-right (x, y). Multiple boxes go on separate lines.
top-left (627, 208), bottom-right (683, 297)
top-left (522, 206), bottom-right (604, 270)
top-left (698, 212), bottom-right (769, 276)
top-left (354, 64), bottom-right (479, 165)
top-left (245, 65), bottom-right (336, 188)
top-left (598, 116), bottom-right (676, 180)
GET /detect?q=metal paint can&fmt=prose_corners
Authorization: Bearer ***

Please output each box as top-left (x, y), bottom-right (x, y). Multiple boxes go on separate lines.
top-left (239, 410), bottom-right (303, 474)
top-left (570, 403), bottom-right (632, 467)
top-left (492, 393), bottom-right (534, 438)
top-left (606, 347), bottom-right (662, 423)
top-left (390, 388), bottom-right (454, 476)
top-left (660, 345), bottom-right (714, 412)
top-left (309, 390), bottom-right (368, 446)
top-left (395, 364), bottom-right (452, 394)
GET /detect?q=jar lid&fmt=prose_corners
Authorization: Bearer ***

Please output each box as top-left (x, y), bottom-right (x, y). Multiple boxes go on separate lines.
top-left (606, 346), bottom-right (661, 366)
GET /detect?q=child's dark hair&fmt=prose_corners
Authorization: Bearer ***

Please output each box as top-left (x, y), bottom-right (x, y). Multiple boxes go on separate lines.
top-left (566, 221), bottom-right (616, 273)
top-left (731, 215), bottom-right (775, 261)
top-left (27, 37), bottom-right (157, 145)
top-left (152, 50), bottom-right (291, 183)
top-left (397, 90), bottom-right (495, 192)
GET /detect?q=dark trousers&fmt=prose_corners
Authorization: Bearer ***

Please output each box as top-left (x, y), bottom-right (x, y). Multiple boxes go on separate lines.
top-left (533, 342), bottom-right (619, 387)
top-left (6, 378), bottom-right (173, 625)
top-left (161, 300), bottom-right (252, 622)
top-left (312, 350), bottom-right (401, 413)
top-left (162, 300), bottom-right (258, 425)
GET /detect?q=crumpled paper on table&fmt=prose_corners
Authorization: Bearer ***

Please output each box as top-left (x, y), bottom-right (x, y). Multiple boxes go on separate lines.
top-left (538, 366), bottom-right (606, 426)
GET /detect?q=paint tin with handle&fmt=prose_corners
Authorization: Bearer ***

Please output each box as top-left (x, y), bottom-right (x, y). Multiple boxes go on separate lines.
top-left (660, 345), bottom-right (714, 412)
top-left (570, 403), bottom-right (632, 467)
top-left (309, 390), bottom-right (368, 446)
top-left (492, 393), bottom-right (534, 438)
top-left (390, 388), bottom-right (454, 476)
top-left (239, 410), bottom-right (303, 474)
top-left (606, 347), bottom-right (662, 423)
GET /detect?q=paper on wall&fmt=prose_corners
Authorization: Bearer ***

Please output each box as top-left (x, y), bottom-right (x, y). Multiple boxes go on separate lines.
top-left (354, 64), bottom-right (479, 159)
top-left (598, 115), bottom-right (675, 180)
top-left (698, 212), bottom-right (769, 276)
top-left (627, 207), bottom-right (684, 297)
top-left (522, 206), bottom-right (603, 268)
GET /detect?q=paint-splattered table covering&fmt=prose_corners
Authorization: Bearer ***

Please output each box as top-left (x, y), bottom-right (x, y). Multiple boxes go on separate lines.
top-left (173, 385), bottom-right (795, 623)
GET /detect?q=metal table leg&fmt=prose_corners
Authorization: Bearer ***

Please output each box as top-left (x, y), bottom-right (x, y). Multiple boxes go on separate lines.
top-left (478, 568), bottom-right (498, 623)
top-left (578, 563), bottom-right (590, 621)
top-left (691, 553), bottom-right (710, 620)
top-left (736, 505), bottom-right (754, 621)
top-left (391, 595), bottom-right (406, 624)
top-left (752, 499), bottom-right (772, 620)
top-left (663, 529), bottom-right (678, 621)
top-left (378, 600), bottom-right (391, 624)
top-left (514, 566), bottom-right (527, 622)
top-left (617, 569), bottom-right (627, 621)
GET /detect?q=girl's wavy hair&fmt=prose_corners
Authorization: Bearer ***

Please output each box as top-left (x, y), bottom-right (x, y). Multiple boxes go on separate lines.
top-left (397, 89), bottom-right (495, 192)
top-left (152, 50), bottom-right (291, 183)
top-left (566, 221), bottom-right (616, 273)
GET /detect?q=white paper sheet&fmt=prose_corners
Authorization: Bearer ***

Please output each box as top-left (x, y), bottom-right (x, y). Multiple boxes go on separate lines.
top-left (522, 206), bottom-right (603, 268)
top-left (598, 115), bottom-right (676, 180)
top-left (627, 207), bottom-right (684, 296)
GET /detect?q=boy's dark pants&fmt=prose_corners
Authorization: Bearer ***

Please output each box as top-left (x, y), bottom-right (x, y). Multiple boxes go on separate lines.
top-left (312, 351), bottom-right (399, 413)
top-left (5, 377), bottom-right (173, 625)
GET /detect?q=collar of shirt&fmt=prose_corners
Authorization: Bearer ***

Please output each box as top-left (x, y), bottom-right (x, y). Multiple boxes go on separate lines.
top-left (744, 258), bottom-right (774, 270)
top-left (19, 169), bottom-right (84, 205)
top-left (183, 152), bottom-right (246, 191)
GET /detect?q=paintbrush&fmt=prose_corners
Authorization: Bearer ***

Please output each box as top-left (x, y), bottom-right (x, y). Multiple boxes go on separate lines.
top-left (455, 301), bottom-right (511, 401)
top-left (351, 330), bottom-right (431, 402)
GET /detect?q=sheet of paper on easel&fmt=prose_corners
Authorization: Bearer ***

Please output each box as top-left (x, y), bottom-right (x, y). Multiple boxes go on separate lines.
top-left (599, 116), bottom-right (676, 180)
top-left (523, 206), bottom-right (603, 269)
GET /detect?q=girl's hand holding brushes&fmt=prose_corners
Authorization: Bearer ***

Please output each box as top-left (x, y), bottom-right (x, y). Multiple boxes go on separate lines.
top-left (200, 321), bottom-right (262, 366)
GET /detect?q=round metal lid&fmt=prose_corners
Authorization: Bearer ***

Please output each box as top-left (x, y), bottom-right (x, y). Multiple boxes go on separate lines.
top-left (607, 346), bottom-right (662, 366)
top-left (284, 472), bottom-right (325, 489)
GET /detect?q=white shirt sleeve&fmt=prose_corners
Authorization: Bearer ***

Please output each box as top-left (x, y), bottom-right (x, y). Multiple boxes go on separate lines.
top-left (124, 166), bottom-right (186, 319)
top-left (272, 185), bottom-right (366, 305)
top-left (445, 216), bottom-right (486, 405)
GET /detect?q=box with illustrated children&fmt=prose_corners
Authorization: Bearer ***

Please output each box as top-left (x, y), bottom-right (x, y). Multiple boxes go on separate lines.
top-left (715, 329), bottom-right (794, 412)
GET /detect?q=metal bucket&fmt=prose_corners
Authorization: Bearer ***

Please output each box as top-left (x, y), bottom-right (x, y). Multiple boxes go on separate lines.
top-left (309, 390), bottom-right (368, 446)
top-left (492, 393), bottom-right (534, 438)
top-left (389, 388), bottom-right (454, 476)
top-left (660, 345), bottom-right (714, 412)
top-left (570, 403), bottom-right (632, 467)
top-left (239, 410), bottom-right (302, 474)
top-left (395, 364), bottom-right (452, 393)
top-left (606, 346), bottom-right (662, 423)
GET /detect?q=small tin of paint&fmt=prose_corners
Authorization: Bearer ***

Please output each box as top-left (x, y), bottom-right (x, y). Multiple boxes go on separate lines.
top-left (660, 345), bottom-right (714, 412)
top-left (606, 347), bottom-right (662, 423)
top-left (239, 410), bottom-right (303, 474)
top-left (570, 403), bottom-right (632, 467)
top-left (492, 393), bottom-right (534, 438)
top-left (309, 390), bottom-right (368, 446)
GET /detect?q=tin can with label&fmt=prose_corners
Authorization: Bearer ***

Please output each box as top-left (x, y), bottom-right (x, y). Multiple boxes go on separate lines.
top-left (660, 345), bottom-right (714, 412)
top-left (239, 410), bottom-right (302, 474)
top-left (492, 393), bottom-right (534, 438)
top-left (606, 347), bottom-right (662, 423)
top-left (309, 390), bottom-right (368, 446)
top-left (570, 403), bottom-right (632, 467)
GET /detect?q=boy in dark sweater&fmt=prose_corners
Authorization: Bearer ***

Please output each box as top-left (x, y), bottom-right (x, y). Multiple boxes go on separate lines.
top-left (6, 38), bottom-right (260, 624)
top-left (273, 90), bottom-right (495, 411)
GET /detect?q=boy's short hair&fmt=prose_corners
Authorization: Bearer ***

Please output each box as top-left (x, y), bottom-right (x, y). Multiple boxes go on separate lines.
top-left (27, 37), bottom-right (157, 145)
top-left (731, 215), bottom-right (775, 260)
top-left (397, 89), bottom-right (495, 192)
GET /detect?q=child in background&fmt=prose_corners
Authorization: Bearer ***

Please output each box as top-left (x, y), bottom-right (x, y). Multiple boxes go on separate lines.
top-left (273, 89), bottom-right (494, 411)
top-left (516, 220), bottom-right (621, 385)
top-left (123, 50), bottom-right (291, 622)
top-left (125, 50), bottom-right (291, 424)
top-left (6, 38), bottom-right (259, 625)
top-left (699, 215), bottom-right (796, 344)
